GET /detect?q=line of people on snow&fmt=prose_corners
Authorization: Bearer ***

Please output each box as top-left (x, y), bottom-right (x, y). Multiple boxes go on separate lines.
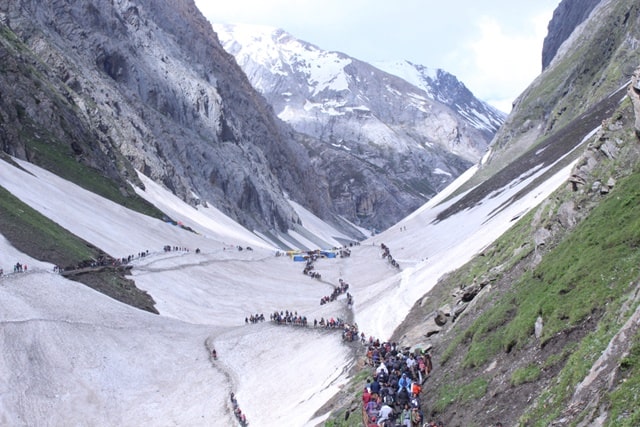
top-left (230, 392), bottom-right (248, 426)
top-left (224, 245), bottom-right (252, 252)
top-left (270, 310), bottom-right (308, 326)
top-left (0, 262), bottom-right (28, 276)
top-left (380, 243), bottom-right (400, 269)
top-left (208, 349), bottom-right (248, 426)
top-left (245, 313), bottom-right (266, 323)
top-left (314, 316), bottom-right (347, 330)
top-left (339, 247), bottom-right (352, 257)
top-left (302, 259), bottom-right (322, 279)
top-left (268, 310), bottom-right (359, 336)
top-left (163, 245), bottom-right (190, 252)
top-left (320, 278), bottom-right (351, 305)
top-left (121, 250), bottom-right (150, 264)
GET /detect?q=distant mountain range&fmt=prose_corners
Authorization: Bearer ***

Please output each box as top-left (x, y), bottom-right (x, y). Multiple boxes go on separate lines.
top-left (214, 24), bottom-right (504, 161)
top-left (214, 23), bottom-right (506, 230)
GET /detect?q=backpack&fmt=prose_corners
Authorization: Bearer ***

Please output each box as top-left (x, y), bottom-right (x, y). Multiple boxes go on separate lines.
top-left (411, 382), bottom-right (421, 395)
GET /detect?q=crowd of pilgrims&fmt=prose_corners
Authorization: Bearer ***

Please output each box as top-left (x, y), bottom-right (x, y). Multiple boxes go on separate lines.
top-left (223, 241), bottom-right (476, 425)
top-left (270, 310), bottom-right (308, 326)
top-left (380, 243), bottom-right (400, 269)
top-left (266, 310), bottom-right (357, 335)
top-left (362, 341), bottom-right (435, 426)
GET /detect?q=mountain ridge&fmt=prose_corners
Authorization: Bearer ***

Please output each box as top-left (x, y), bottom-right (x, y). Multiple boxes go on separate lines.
top-left (213, 23), bottom-right (505, 231)
top-left (0, 0), bottom-right (339, 239)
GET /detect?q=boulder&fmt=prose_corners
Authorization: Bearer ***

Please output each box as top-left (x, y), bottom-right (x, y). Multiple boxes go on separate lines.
top-left (434, 310), bottom-right (448, 327)
top-left (627, 66), bottom-right (640, 138)
top-left (535, 316), bottom-right (544, 339)
top-left (461, 284), bottom-right (481, 302)
top-left (451, 303), bottom-right (468, 322)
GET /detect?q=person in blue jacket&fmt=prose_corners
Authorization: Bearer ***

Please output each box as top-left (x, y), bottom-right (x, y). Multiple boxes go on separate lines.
top-left (397, 373), bottom-right (412, 395)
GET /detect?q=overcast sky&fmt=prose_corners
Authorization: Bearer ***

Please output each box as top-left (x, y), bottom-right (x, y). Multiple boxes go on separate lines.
top-left (194, 0), bottom-right (562, 113)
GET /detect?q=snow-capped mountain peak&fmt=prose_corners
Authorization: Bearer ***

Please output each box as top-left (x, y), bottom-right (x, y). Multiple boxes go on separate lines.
top-left (213, 23), bottom-right (506, 231)
top-left (374, 59), bottom-right (507, 131)
top-left (215, 23), bottom-right (352, 96)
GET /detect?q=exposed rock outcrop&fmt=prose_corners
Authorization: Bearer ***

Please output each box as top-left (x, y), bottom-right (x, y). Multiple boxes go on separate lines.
top-left (542, 0), bottom-right (602, 69)
top-left (628, 66), bottom-right (640, 137)
top-left (0, 0), bottom-right (338, 235)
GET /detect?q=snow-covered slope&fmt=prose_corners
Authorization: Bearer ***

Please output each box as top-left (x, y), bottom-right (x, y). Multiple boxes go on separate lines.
top-left (0, 126), bottom-right (581, 425)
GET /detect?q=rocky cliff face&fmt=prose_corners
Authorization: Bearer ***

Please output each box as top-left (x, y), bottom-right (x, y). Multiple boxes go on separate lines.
top-left (542, 0), bottom-right (603, 70)
top-left (0, 0), bottom-right (337, 235)
top-left (214, 24), bottom-right (504, 231)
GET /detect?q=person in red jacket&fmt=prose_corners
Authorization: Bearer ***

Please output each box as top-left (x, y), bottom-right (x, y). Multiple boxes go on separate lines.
top-left (362, 387), bottom-right (372, 405)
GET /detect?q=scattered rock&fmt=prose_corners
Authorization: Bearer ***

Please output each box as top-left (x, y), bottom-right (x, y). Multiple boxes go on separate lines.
top-left (434, 310), bottom-right (448, 326)
top-left (535, 316), bottom-right (543, 340)
top-left (628, 66), bottom-right (640, 137)
top-left (461, 284), bottom-right (481, 302)
top-left (451, 303), bottom-right (468, 321)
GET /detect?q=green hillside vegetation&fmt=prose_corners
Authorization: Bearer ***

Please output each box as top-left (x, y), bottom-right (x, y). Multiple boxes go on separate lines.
top-left (518, 172), bottom-right (640, 425)
top-left (436, 168), bottom-right (640, 423)
top-left (323, 94), bottom-right (640, 426)
top-left (446, 168), bottom-right (640, 368)
top-left (19, 131), bottom-right (164, 219)
top-left (0, 182), bottom-right (98, 266)
top-left (422, 99), bottom-right (640, 425)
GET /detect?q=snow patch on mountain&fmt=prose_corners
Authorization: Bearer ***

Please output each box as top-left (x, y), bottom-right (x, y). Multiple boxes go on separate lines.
top-left (374, 59), bottom-right (506, 132)
top-left (374, 59), bottom-right (438, 93)
top-left (216, 23), bottom-right (352, 96)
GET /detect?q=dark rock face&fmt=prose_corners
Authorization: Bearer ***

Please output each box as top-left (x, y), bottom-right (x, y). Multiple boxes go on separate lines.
top-left (0, 0), bottom-right (498, 236)
top-left (0, 0), bottom-right (336, 235)
top-left (542, 0), bottom-right (602, 69)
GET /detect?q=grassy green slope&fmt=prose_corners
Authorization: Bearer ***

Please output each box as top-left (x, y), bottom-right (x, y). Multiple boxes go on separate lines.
top-left (423, 99), bottom-right (640, 425)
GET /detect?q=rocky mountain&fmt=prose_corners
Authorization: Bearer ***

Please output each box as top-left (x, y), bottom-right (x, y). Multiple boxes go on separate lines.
top-left (0, 0), bottom-right (503, 241)
top-left (542, 0), bottom-right (602, 70)
top-left (372, 59), bottom-right (505, 137)
top-left (213, 24), bottom-right (505, 231)
top-left (0, 0), bottom-right (347, 243)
